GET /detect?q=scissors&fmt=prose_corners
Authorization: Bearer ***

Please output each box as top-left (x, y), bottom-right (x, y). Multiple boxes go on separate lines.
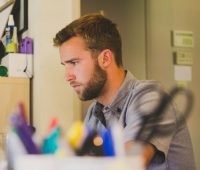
top-left (134, 85), bottom-right (194, 142)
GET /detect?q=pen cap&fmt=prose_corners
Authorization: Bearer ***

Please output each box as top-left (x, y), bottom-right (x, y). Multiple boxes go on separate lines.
top-left (8, 15), bottom-right (15, 26)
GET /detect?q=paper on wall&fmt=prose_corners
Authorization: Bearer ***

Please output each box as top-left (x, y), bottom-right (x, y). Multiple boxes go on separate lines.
top-left (174, 65), bottom-right (192, 81)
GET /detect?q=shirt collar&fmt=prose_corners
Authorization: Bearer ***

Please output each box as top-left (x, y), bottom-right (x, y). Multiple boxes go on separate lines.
top-left (102, 70), bottom-right (137, 113)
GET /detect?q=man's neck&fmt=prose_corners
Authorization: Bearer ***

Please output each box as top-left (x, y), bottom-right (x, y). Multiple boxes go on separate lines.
top-left (97, 68), bottom-right (126, 106)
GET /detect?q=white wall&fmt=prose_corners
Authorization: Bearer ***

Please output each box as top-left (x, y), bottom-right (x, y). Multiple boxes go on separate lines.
top-left (146, 0), bottom-right (200, 168)
top-left (28, 0), bottom-right (81, 135)
top-left (81, 0), bottom-right (146, 79)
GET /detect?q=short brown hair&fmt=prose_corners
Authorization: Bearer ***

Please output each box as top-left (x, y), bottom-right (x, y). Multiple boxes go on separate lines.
top-left (53, 13), bottom-right (123, 67)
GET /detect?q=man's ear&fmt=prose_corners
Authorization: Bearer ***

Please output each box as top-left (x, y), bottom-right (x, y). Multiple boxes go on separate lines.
top-left (98, 49), bottom-right (112, 68)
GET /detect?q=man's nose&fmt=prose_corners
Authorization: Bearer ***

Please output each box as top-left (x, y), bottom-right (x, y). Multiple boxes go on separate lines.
top-left (65, 67), bottom-right (75, 82)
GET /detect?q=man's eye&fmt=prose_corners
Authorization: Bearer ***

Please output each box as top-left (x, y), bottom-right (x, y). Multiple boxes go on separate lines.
top-left (71, 61), bottom-right (78, 65)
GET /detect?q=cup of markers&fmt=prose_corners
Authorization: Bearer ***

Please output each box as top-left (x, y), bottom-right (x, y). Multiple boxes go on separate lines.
top-left (5, 103), bottom-right (130, 170)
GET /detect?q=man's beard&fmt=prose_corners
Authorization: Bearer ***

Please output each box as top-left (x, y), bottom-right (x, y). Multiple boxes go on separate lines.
top-left (79, 61), bottom-right (107, 101)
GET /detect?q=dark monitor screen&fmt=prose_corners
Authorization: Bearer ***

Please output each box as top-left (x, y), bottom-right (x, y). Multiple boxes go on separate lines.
top-left (11, 0), bottom-right (28, 36)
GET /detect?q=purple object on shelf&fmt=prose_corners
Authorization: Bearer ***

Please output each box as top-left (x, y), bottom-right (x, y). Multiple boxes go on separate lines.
top-left (19, 37), bottom-right (33, 54)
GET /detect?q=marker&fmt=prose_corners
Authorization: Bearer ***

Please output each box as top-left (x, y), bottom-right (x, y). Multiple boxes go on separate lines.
top-left (10, 106), bottom-right (40, 154)
top-left (41, 127), bottom-right (60, 154)
top-left (100, 128), bottom-right (115, 156)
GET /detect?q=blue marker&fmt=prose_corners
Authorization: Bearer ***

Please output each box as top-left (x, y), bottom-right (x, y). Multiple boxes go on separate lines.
top-left (100, 128), bottom-right (115, 156)
top-left (41, 127), bottom-right (61, 154)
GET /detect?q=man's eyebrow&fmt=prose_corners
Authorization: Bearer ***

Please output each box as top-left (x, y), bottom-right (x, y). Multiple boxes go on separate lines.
top-left (61, 58), bottom-right (80, 65)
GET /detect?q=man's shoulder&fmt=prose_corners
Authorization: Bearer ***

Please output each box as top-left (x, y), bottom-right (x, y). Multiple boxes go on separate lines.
top-left (130, 79), bottom-right (163, 95)
top-left (121, 71), bottom-right (164, 97)
top-left (134, 79), bottom-right (162, 89)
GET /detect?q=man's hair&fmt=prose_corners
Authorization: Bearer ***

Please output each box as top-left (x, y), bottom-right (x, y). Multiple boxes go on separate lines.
top-left (53, 13), bottom-right (123, 67)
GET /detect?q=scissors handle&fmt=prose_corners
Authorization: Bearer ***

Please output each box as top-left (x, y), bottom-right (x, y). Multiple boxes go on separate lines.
top-left (135, 86), bottom-right (193, 142)
top-left (167, 86), bottom-right (193, 124)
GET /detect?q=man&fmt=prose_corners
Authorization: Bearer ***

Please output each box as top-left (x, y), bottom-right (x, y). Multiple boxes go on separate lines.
top-left (53, 13), bottom-right (195, 169)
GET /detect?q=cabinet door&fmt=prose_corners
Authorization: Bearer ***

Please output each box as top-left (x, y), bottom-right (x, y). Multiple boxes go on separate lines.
top-left (0, 77), bottom-right (30, 133)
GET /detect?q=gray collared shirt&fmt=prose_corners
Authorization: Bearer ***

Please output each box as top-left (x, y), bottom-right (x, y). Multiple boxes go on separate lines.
top-left (84, 71), bottom-right (195, 170)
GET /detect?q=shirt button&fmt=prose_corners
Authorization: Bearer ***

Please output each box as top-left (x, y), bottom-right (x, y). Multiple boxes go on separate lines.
top-left (117, 108), bottom-right (122, 112)
top-left (104, 107), bottom-right (109, 111)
